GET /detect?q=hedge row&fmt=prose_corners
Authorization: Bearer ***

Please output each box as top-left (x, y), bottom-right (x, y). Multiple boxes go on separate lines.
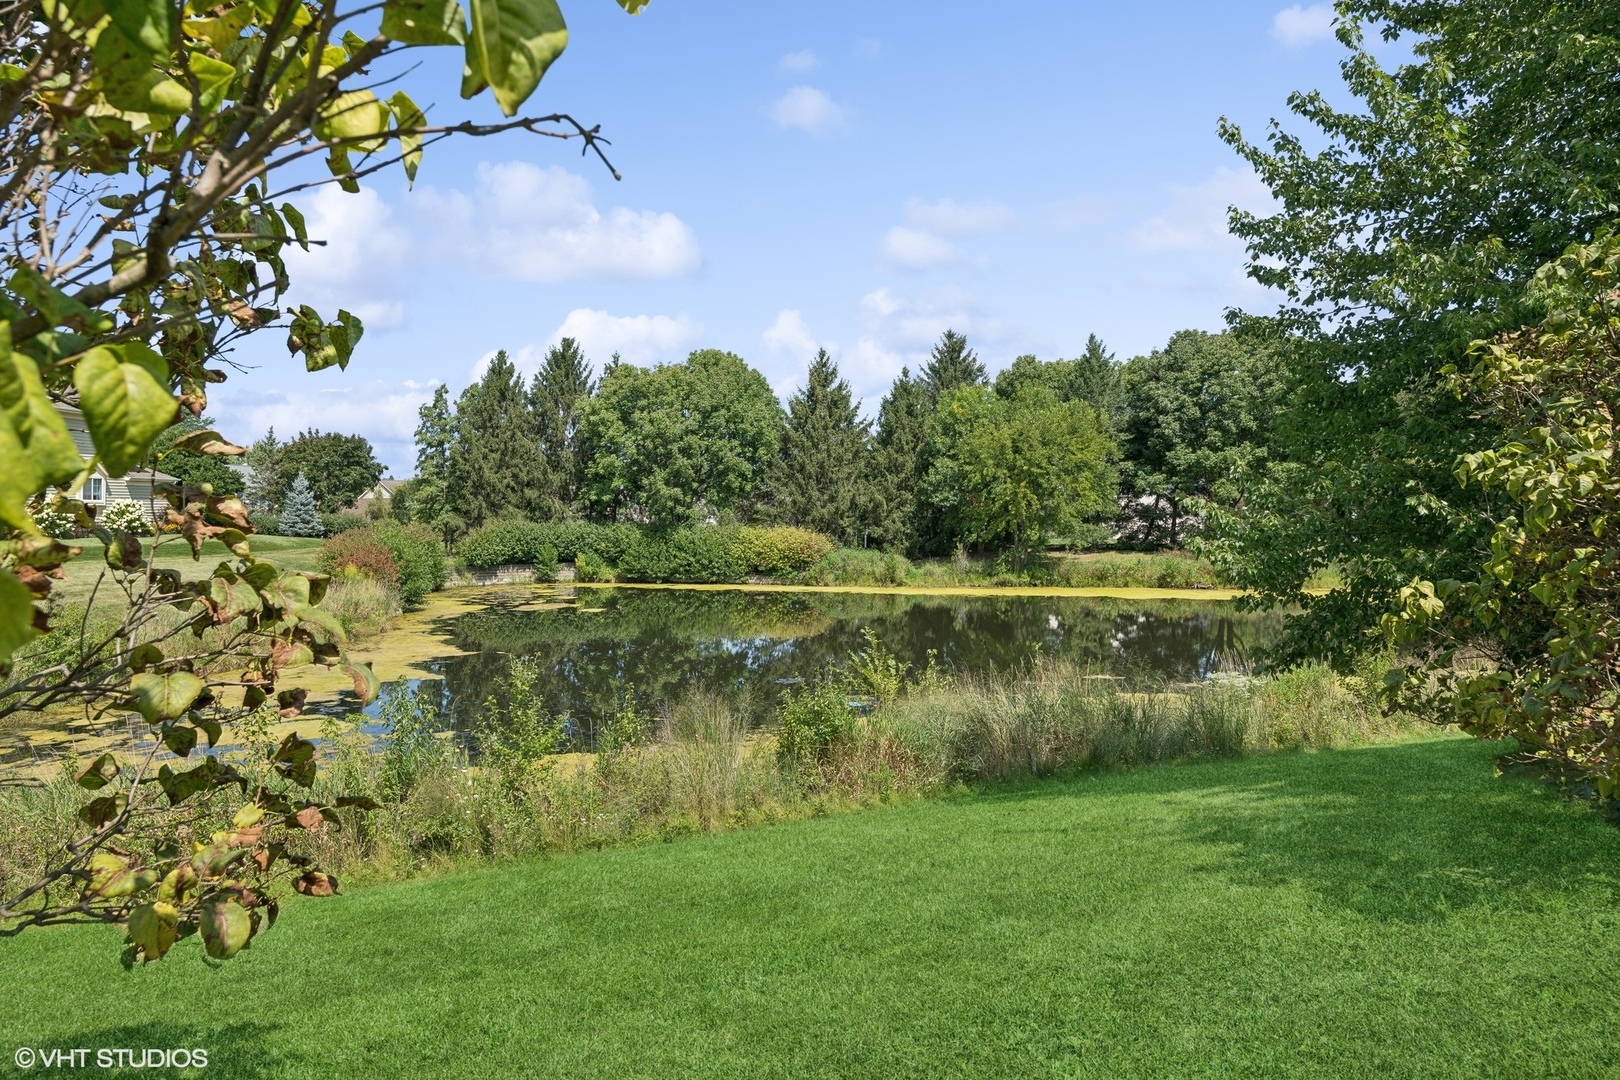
top-left (457, 521), bottom-right (834, 583)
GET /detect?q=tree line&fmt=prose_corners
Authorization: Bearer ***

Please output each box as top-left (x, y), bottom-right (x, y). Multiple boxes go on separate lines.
top-left (383, 328), bottom-right (1284, 563)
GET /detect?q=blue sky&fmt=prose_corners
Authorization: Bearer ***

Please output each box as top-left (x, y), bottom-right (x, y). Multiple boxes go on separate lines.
top-left (217, 0), bottom-right (1357, 474)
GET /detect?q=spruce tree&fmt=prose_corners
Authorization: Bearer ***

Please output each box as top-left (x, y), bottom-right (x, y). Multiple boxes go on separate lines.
top-left (870, 368), bottom-right (931, 552)
top-left (278, 472), bottom-right (322, 537)
top-left (777, 349), bottom-right (871, 542)
top-left (410, 384), bottom-right (457, 540)
top-left (244, 427), bottom-right (283, 513)
top-left (1070, 333), bottom-right (1123, 425)
top-left (448, 350), bottom-right (550, 527)
top-left (919, 329), bottom-right (986, 402)
top-left (529, 337), bottom-right (595, 511)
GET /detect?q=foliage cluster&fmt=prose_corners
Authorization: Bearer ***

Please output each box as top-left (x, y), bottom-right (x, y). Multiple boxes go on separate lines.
top-left (1383, 233), bottom-right (1620, 793)
top-left (456, 520), bottom-right (835, 582)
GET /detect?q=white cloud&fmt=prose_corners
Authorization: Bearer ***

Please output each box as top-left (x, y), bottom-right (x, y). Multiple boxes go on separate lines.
top-left (212, 379), bottom-right (436, 474)
top-left (770, 86), bottom-right (846, 134)
top-left (904, 198), bottom-right (1016, 237)
top-left (1272, 4), bottom-right (1335, 47)
top-left (546, 309), bottom-right (703, 367)
top-left (778, 49), bottom-right (818, 73)
top-left (877, 227), bottom-right (965, 270)
top-left (1128, 167), bottom-right (1274, 253)
top-left (846, 287), bottom-right (1013, 394)
top-left (1047, 194), bottom-right (1112, 229)
top-left (762, 309), bottom-right (824, 359)
top-left (281, 185), bottom-right (410, 328)
top-left (853, 38), bottom-right (881, 59)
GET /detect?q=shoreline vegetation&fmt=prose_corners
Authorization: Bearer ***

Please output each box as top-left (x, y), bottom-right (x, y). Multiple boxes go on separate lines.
top-left (2, 648), bottom-right (1420, 901)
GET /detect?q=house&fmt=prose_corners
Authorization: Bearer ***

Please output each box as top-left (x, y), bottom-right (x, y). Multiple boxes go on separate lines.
top-left (53, 402), bottom-right (177, 523)
top-left (352, 478), bottom-right (405, 518)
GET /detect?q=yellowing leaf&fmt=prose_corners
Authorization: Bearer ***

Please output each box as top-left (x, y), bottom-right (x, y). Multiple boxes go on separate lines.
top-left (72, 342), bottom-right (174, 476)
top-left (199, 899), bottom-right (252, 958)
top-left (127, 901), bottom-right (179, 961)
top-left (129, 670), bottom-right (205, 724)
top-left (0, 568), bottom-right (40, 667)
top-left (382, 0), bottom-right (467, 45)
top-left (463, 0), bottom-right (567, 117)
top-left (388, 91), bottom-right (426, 183)
top-left (316, 90), bottom-right (390, 153)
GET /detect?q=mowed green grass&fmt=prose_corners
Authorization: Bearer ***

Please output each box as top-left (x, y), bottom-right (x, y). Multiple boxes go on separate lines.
top-left (3, 736), bottom-right (1618, 1078)
top-left (54, 536), bottom-right (325, 607)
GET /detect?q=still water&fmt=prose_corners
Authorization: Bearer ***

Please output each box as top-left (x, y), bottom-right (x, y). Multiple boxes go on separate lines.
top-left (361, 586), bottom-right (1282, 742)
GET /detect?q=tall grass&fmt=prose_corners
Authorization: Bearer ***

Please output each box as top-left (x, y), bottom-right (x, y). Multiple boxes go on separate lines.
top-left (796, 548), bottom-right (1228, 589)
top-left (0, 657), bottom-right (1423, 894)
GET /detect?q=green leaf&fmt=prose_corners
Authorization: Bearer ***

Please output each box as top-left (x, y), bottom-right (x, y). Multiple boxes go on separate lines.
top-left (271, 732), bottom-right (317, 786)
top-left (281, 202), bottom-right (309, 251)
top-left (463, 0), bottom-right (568, 117)
top-left (104, 0), bottom-right (174, 53)
top-left (193, 713), bottom-right (222, 748)
top-left (187, 51), bottom-right (236, 110)
top-left (0, 411), bottom-right (42, 531)
top-left (614, 0), bottom-right (651, 11)
top-left (0, 328), bottom-right (84, 486)
top-left (387, 91), bottom-right (426, 183)
top-left (75, 752), bottom-right (121, 790)
top-left (90, 27), bottom-right (192, 115)
top-left (199, 899), bottom-right (252, 959)
top-left (162, 723), bottom-right (198, 758)
top-left (0, 567), bottom-right (40, 666)
top-left (73, 342), bottom-right (174, 476)
top-left (129, 670), bottom-right (204, 724)
top-left (382, 0), bottom-right (467, 45)
top-left (287, 306), bottom-right (363, 372)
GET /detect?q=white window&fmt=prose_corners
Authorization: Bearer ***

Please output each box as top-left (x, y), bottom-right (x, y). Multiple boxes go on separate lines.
top-left (82, 477), bottom-right (104, 502)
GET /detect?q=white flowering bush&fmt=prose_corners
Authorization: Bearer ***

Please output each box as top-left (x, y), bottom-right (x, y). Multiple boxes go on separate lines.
top-left (29, 506), bottom-right (75, 539)
top-left (101, 500), bottom-right (154, 536)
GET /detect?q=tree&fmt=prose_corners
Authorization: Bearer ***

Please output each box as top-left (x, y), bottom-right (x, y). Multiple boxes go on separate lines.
top-left (243, 429), bottom-right (285, 514)
top-left (579, 350), bottom-right (782, 527)
top-left (0, 0), bottom-right (652, 960)
top-left (1071, 334), bottom-right (1124, 425)
top-left (1208, 0), bottom-right (1620, 667)
top-left (449, 351), bottom-right (550, 527)
top-left (407, 385), bottom-right (458, 540)
top-left (1384, 233), bottom-right (1620, 794)
top-left (920, 330), bottom-right (987, 402)
top-left (274, 430), bottom-right (384, 514)
top-left (1119, 331), bottom-right (1285, 547)
top-left (777, 350), bottom-right (871, 543)
top-left (925, 387), bottom-right (1115, 567)
top-left (278, 473), bottom-right (324, 537)
top-left (530, 337), bottom-right (596, 510)
top-left (869, 369), bottom-right (930, 553)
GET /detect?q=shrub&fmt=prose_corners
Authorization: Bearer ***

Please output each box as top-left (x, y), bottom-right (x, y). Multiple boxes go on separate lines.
top-left (100, 500), bottom-right (153, 535)
top-left (731, 526), bottom-right (835, 578)
top-left (29, 506), bottom-right (76, 539)
top-left (372, 521), bottom-right (447, 603)
top-left (320, 511), bottom-right (369, 536)
top-left (458, 520), bottom-right (552, 569)
top-left (616, 528), bottom-right (745, 584)
top-left (320, 530), bottom-right (399, 585)
top-left (573, 551), bottom-right (614, 582)
top-left (775, 683), bottom-right (856, 765)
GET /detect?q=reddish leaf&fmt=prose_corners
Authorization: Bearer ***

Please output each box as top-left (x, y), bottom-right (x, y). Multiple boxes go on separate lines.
top-left (292, 871), bottom-right (338, 897)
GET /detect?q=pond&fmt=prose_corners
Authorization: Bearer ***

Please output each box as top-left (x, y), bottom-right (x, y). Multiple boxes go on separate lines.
top-left (348, 585), bottom-right (1283, 747)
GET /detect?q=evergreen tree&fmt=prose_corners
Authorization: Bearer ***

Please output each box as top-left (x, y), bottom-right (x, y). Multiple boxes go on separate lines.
top-left (448, 350), bottom-right (550, 527)
top-left (243, 427), bottom-right (283, 513)
top-left (278, 472), bottom-right (322, 537)
top-left (410, 385), bottom-right (458, 540)
top-left (1070, 334), bottom-right (1123, 426)
top-left (777, 350), bottom-right (871, 542)
top-left (529, 337), bottom-right (595, 510)
top-left (919, 329), bottom-right (986, 402)
top-left (870, 368), bottom-right (930, 552)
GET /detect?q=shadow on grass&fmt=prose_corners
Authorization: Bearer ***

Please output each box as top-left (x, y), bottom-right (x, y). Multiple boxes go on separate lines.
top-left (21, 1021), bottom-right (295, 1077)
top-left (976, 737), bottom-right (1620, 925)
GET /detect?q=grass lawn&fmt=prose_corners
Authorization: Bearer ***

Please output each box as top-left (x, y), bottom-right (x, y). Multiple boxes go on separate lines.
top-left (53, 536), bottom-right (326, 608)
top-left (2, 735), bottom-right (1617, 1078)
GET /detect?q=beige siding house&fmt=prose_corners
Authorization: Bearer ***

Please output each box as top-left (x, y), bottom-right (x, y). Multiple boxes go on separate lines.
top-left (54, 402), bottom-right (176, 523)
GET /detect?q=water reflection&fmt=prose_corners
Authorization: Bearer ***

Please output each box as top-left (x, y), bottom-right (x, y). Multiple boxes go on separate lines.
top-left (377, 588), bottom-right (1281, 742)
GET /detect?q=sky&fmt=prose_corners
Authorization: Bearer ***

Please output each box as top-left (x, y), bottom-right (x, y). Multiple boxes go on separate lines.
top-left (215, 0), bottom-right (1360, 474)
